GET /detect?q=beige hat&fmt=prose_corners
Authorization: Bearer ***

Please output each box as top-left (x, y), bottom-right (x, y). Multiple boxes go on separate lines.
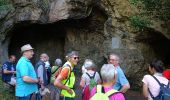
top-left (21, 44), bottom-right (34, 52)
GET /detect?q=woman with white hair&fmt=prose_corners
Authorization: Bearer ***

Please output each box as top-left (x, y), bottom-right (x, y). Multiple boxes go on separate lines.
top-left (90, 64), bottom-right (125, 100)
top-left (80, 59), bottom-right (101, 100)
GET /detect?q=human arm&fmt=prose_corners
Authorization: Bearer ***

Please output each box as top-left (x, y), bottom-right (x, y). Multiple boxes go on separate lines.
top-left (143, 82), bottom-right (148, 98)
top-left (118, 69), bottom-right (130, 93)
top-left (2, 64), bottom-right (15, 74)
top-left (119, 84), bottom-right (130, 93)
top-left (80, 76), bottom-right (86, 88)
top-left (54, 68), bottom-right (73, 94)
top-left (22, 76), bottom-right (38, 83)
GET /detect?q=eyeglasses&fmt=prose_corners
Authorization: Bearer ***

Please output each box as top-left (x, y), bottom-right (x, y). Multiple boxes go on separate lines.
top-left (109, 59), bottom-right (118, 61)
top-left (72, 57), bottom-right (79, 60)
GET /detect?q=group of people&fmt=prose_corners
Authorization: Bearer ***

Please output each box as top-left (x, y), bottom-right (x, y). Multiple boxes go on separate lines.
top-left (1, 43), bottom-right (170, 100)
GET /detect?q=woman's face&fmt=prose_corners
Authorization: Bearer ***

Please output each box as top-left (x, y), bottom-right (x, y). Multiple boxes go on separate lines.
top-left (69, 55), bottom-right (79, 66)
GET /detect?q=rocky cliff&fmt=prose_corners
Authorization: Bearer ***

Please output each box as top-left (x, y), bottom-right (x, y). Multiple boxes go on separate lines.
top-left (0, 0), bottom-right (169, 89)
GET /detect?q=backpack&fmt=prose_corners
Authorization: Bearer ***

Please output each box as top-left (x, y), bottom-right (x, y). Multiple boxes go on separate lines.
top-left (90, 85), bottom-right (119, 100)
top-left (82, 72), bottom-right (97, 100)
top-left (148, 75), bottom-right (170, 100)
top-left (50, 66), bottom-right (60, 83)
top-left (86, 72), bottom-right (97, 91)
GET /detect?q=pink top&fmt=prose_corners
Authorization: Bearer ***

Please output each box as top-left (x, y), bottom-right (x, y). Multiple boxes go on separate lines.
top-left (90, 86), bottom-right (125, 100)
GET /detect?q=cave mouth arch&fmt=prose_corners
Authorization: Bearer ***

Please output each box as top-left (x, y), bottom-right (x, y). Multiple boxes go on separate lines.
top-left (8, 23), bottom-right (67, 65)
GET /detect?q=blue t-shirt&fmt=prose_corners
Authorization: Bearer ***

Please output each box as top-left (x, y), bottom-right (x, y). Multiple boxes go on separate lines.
top-left (113, 66), bottom-right (129, 90)
top-left (15, 56), bottom-right (38, 97)
top-left (2, 61), bottom-right (16, 82)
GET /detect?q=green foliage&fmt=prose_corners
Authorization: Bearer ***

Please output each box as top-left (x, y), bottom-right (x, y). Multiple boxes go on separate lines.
top-left (130, 0), bottom-right (170, 21)
top-left (0, 0), bottom-right (10, 6)
top-left (0, 79), bottom-right (15, 100)
top-left (130, 15), bottom-right (151, 30)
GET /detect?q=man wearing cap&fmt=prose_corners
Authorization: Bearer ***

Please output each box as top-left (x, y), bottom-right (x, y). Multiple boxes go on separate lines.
top-left (16, 44), bottom-right (38, 100)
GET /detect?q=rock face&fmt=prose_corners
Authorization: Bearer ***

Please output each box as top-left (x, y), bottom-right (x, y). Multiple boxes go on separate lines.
top-left (0, 0), bottom-right (170, 90)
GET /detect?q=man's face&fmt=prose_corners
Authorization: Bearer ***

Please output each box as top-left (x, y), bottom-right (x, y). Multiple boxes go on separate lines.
top-left (10, 56), bottom-right (16, 63)
top-left (41, 55), bottom-right (48, 62)
top-left (69, 55), bottom-right (79, 66)
top-left (25, 50), bottom-right (34, 59)
top-left (108, 55), bottom-right (119, 66)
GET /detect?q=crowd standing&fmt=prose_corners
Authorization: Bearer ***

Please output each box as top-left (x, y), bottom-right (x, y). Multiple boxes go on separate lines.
top-left (1, 43), bottom-right (170, 100)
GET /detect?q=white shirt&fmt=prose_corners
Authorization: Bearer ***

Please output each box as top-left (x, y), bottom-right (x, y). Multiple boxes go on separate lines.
top-left (142, 73), bottom-right (169, 100)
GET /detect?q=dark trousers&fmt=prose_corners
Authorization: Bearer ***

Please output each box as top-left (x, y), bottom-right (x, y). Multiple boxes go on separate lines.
top-left (59, 96), bottom-right (74, 100)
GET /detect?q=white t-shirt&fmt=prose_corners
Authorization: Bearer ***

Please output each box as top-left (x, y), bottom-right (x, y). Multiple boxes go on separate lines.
top-left (142, 73), bottom-right (169, 100)
top-left (81, 71), bottom-right (100, 86)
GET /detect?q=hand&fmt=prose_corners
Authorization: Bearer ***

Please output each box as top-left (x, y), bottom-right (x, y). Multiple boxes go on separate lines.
top-left (67, 88), bottom-right (73, 95)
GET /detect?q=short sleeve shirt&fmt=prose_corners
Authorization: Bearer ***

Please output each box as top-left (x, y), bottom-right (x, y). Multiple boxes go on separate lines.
top-left (81, 71), bottom-right (101, 86)
top-left (113, 66), bottom-right (129, 90)
top-left (16, 56), bottom-right (38, 97)
top-left (59, 61), bottom-right (73, 80)
top-left (142, 73), bottom-right (169, 100)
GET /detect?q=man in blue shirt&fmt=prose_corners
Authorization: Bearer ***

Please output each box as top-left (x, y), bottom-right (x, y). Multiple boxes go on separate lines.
top-left (16, 44), bottom-right (38, 100)
top-left (108, 53), bottom-right (130, 93)
top-left (2, 55), bottom-right (16, 86)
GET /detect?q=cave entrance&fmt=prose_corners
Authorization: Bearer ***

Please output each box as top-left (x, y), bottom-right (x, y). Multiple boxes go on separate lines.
top-left (8, 23), bottom-right (66, 65)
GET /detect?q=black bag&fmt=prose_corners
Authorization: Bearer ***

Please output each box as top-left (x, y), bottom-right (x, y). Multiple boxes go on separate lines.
top-left (148, 75), bottom-right (170, 100)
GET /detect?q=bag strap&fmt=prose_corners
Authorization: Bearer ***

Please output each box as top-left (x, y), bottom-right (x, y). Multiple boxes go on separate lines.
top-left (86, 72), bottom-right (96, 79)
top-left (63, 64), bottom-right (72, 85)
top-left (96, 85), bottom-right (102, 93)
top-left (51, 66), bottom-right (59, 74)
top-left (148, 88), bottom-right (155, 98)
top-left (152, 75), bottom-right (162, 86)
top-left (105, 89), bottom-right (118, 97)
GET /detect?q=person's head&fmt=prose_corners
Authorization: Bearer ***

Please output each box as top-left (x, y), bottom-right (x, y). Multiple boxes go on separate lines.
top-left (9, 55), bottom-right (16, 63)
top-left (101, 64), bottom-right (117, 85)
top-left (55, 58), bottom-right (62, 67)
top-left (66, 51), bottom-right (79, 66)
top-left (83, 59), bottom-right (96, 70)
top-left (21, 44), bottom-right (34, 59)
top-left (40, 53), bottom-right (49, 62)
top-left (149, 59), bottom-right (164, 74)
top-left (108, 53), bottom-right (120, 67)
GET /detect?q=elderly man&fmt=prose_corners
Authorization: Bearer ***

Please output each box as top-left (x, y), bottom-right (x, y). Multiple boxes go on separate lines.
top-left (2, 55), bottom-right (16, 86)
top-left (108, 53), bottom-right (130, 93)
top-left (16, 44), bottom-right (38, 100)
top-left (35, 53), bottom-right (49, 99)
top-left (54, 51), bottom-right (79, 100)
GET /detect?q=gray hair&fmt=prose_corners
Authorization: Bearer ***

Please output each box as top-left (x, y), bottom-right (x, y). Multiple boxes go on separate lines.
top-left (83, 59), bottom-right (96, 69)
top-left (109, 53), bottom-right (120, 61)
top-left (55, 58), bottom-right (62, 66)
top-left (66, 51), bottom-right (78, 58)
top-left (100, 64), bottom-right (117, 82)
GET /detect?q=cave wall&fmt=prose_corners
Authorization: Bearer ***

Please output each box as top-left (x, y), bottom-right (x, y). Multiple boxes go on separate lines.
top-left (0, 0), bottom-right (170, 89)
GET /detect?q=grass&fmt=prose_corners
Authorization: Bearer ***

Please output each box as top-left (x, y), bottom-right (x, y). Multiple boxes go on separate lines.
top-left (0, 78), bottom-right (15, 100)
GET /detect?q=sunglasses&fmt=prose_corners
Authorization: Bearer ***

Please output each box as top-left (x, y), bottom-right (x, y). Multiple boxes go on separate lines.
top-left (72, 57), bottom-right (79, 60)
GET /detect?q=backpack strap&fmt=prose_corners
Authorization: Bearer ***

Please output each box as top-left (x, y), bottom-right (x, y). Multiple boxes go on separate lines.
top-left (86, 72), bottom-right (96, 79)
top-left (105, 89), bottom-right (118, 97)
top-left (96, 85), bottom-right (102, 93)
top-left (63, 64), bottom-right (72, 85)
top-left (167, 81), bottom-right (170, 88)
top-left (51, 66), bottom-right (59, 74)
top-left (148, 75), bottom-right (163, 98)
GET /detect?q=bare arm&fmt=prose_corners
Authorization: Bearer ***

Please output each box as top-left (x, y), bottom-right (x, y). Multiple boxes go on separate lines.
top-left (22, 76), bottom-right (38, 83)
top-left (143, 82), bottom-right (148, 98)
top-left (119, 84), bottom-right (130, 93)
top-left (3, 69), bottom-right (15, 74)
top-left (80, 78), bottom-right (86, 88)
top-left (54, 75), bottom-right (73, 94)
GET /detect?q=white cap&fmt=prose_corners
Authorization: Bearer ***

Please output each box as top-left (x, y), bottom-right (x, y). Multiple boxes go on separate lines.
top-left (21, 44), bottom-right (34, 52)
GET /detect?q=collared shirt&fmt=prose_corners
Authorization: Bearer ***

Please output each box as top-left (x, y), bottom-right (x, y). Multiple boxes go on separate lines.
top-left (16, 56), bottom-right (38, 97)
top-left (113, 66), bottom-right (129, 90)
top-left (2, 61), bottom-right (16, 82)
